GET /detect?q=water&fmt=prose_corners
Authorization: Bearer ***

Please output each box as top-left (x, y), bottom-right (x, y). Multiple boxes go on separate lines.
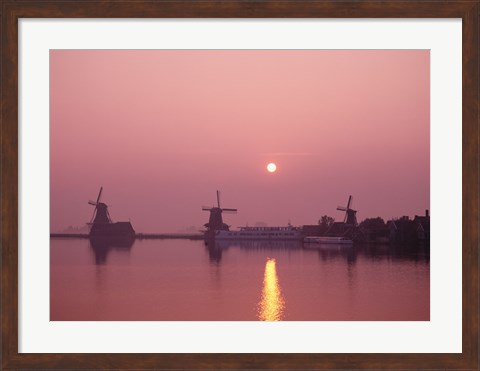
top-left (50, 238), bottom-right (429, 321)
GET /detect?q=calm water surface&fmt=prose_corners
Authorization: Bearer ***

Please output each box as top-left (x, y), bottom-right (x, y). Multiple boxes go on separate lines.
top-left (50, 238), bottom-right (429, 321)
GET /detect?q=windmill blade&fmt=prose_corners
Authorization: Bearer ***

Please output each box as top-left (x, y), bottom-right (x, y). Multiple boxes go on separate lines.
top-left (88, 200), bottom-right (97, 206)
top-left (90, 207), bottom-right (97, 223)
top-left (337, 207), bottom-right (347, 211)
top-left (223, 209), bottom-right (237, 214)
top-left (96, 187), bottom-right (103, 204)
top-left (347, 195), bottom-right (352, 209)
top-left (202, 206), bottom-right (212, 211)
top-left (216, 190), bottom-right (221, 208)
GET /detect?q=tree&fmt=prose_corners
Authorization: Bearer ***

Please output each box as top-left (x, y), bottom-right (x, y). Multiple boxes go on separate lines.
top-left (359, 217), bottom-right (386, 230)
top-left (318, 215), bottom-right (335, 234)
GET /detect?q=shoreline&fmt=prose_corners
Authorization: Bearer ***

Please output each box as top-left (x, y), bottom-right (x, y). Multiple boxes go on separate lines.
top-left (50, 233), bottom-right (204, 240)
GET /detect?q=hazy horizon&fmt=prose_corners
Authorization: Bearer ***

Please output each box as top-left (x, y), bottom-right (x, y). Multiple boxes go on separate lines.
top-left (50, 50), bottom-right (429, 233)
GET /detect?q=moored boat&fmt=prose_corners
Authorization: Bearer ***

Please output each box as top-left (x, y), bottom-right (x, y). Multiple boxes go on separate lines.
top-left (215, 225), bottom-right (303, 240)
top-left (303, 236), bottom-right (353, 245)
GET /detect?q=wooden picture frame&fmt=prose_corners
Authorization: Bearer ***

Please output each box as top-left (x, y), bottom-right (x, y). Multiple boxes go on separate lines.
top-left (1, 1), bottom-right (478, 369)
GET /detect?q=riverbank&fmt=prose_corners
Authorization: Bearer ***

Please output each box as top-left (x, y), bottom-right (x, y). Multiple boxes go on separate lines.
top-left (50, 233), bottom-right (204, 240)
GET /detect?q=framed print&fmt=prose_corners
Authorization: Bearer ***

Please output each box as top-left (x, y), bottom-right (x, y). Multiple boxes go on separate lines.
top-left (1, 1), bottom-right (478, 370)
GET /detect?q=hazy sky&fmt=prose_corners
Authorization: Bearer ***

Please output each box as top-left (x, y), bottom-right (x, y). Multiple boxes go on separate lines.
top-left (50, 50), bottom-right (429, 233)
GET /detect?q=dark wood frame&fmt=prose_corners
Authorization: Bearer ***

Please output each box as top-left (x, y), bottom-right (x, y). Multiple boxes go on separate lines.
top-left (1, 1), bottom-right (478, 370)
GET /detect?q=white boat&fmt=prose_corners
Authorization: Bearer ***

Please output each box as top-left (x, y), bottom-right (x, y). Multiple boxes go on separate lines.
top-left (214, 225), bottom-right (303, 240)
top-left (303, 236), bottom-right (353, 245)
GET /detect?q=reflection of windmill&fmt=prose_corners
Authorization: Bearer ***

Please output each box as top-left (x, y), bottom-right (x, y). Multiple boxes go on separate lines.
top-left (337, 195), bottom-right (357, 226)
top-left (88, 187), bottom-right (112, 225)
top-left (202, 191), bottom-right (237, 232)
top-left (89, 235), bottom-right (134, 265)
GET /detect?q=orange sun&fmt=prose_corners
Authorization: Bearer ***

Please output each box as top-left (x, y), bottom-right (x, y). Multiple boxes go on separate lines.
top-left (267, 163), bottom-right (277, 173)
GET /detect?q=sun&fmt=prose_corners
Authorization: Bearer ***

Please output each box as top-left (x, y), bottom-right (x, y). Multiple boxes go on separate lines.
top-left (266, 163), bottom-right (277, 173)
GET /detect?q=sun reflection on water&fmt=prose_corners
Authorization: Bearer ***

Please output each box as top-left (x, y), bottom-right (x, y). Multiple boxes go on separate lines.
top-left (258, 258), bottom-right (285, 321)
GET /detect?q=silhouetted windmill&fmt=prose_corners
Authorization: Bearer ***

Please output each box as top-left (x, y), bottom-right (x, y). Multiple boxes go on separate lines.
top-left (88, 186), bottom-right (112, 225)
top-left (87, 187), bottom-right (135, 238)
top-left (202, 190), bottom-right (237, 232)
top-left (324, 195), bottom-right (365, 242)
top-left (337, 195), bottom-right (358, 226)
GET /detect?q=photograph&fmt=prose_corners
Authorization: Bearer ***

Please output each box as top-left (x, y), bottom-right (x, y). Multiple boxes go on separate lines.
top-left (50, 49), bottom-right (430, 321)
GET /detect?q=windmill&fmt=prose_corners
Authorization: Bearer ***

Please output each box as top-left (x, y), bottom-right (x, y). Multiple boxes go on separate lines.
top-left (88, 187), bottom-right (112, 225)
top-left (337, 195), bottom-right (358, 226)
top-left (202, 190), bottom-right (237, 232)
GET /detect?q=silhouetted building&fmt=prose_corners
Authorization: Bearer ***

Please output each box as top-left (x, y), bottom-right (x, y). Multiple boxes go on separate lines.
top-left (388, 210), bottom-right (430, 245)
top-left (414, 209), bottom-right (430, 241)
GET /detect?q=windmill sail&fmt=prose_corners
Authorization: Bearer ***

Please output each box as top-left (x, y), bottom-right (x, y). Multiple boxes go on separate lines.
top-left (337, 195), bottom-right (357, 226)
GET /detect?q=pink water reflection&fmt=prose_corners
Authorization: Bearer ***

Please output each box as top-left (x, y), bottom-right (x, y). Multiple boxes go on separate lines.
top-left (51, 239), bottom-right (429, 321)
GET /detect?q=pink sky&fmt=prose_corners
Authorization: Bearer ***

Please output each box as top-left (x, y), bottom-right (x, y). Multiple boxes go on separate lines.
top-left (50, 50), bottom-right (429, 233)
